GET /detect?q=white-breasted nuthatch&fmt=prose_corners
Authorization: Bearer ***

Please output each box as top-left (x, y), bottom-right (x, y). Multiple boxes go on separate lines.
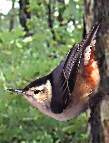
top-left (8, 24), bottom-right (100, 121)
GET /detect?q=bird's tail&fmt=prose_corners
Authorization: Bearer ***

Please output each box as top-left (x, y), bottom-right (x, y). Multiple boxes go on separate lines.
top-left (80, 23), bottom-right (100, 49)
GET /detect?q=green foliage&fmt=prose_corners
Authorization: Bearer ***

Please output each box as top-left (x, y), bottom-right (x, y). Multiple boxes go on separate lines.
top-left (0, 0), bottom-right (89, 143)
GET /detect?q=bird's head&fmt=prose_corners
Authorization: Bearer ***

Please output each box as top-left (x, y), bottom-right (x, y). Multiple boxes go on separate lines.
top-left (8, 76), bottom-right (53, 113)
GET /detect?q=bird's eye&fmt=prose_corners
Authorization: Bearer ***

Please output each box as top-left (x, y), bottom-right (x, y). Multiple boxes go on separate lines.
top-left (34, 90), bottom-right (40, 94)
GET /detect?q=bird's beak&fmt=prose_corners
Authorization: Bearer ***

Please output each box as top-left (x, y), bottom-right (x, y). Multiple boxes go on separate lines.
top-left (7, 88), bottom-right (24, 95)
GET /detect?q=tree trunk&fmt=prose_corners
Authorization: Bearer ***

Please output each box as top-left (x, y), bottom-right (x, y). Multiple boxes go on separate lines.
top-left (46, 0), bottom-right (56, 41)
top-left (19, 0), bottom-right (31, 36)
top-left (9, 0), bottom-right (15, 31)
top-left (84, 0), bottom-right (109, 143)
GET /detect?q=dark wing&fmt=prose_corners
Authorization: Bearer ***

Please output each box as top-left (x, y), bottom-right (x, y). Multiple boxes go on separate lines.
top-left (50, 44), bottom-right (82, 113)
top-left (63, 44), bottom-right (82, 92)
top-left (50, 24), bottom-right (100, 113)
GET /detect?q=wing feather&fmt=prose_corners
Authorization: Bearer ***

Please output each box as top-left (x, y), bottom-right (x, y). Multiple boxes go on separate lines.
top-left (50, 24), bottom-right (100, 113)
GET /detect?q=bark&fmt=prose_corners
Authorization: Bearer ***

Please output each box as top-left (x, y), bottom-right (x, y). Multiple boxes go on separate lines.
top-left (84, 0), bottom-right (109, 143)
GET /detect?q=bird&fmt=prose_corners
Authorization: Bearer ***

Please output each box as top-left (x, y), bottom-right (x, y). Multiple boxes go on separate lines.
top-left (8, 24), bottom-right (100, 121)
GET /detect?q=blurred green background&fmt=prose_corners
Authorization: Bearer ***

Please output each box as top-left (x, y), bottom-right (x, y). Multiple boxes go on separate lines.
top-left (0, 0), bottom-right (89, 142)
